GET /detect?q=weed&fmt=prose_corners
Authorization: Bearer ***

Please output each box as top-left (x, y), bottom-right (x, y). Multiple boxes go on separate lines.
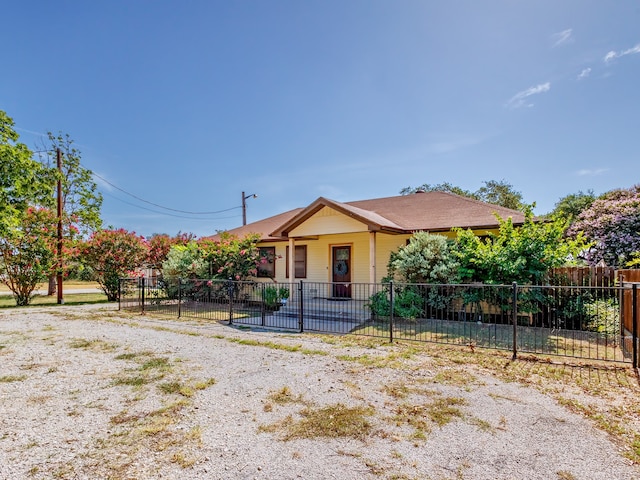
top-left (140, 356), bottom-right (171, 371)
top-left (170, 451), bottom-right (198, 468)
top-left (226, 337), bottom-right (327, 356)
top-left (0, 374), bottom-right (26, 383)
top-left (267, 403), bottom-right (375, 441)
top-left (68, 338), bottom-right (117, 352)
top-left (193, 377), bottom-right (216, 390)
top-left (557, 471), bottom-right (577, 480)
top-left (432, 368), bottom-right (477, 386)
top-left (113, 374), bottom-right (153, 387)
top-left (426, 397), bottom-right (467, 426)
top-left (268, 386), bottom-right (305, 405)
top-left (467, 416), bottom-right (493, 432)
top-left (158, 381), bottom-right (183, 395)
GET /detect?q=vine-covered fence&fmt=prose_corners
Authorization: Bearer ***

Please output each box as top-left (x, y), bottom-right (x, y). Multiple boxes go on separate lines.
top-left (120, 277), bottom-right (640, 365)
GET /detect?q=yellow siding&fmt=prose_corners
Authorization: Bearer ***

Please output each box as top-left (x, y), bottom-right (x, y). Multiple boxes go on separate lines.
top-left (256, 218), bottom-right (497, 289)
top-left (290, 206), bottom-right (365, 236)
top-left (375, 233), bottom-right (410, 282)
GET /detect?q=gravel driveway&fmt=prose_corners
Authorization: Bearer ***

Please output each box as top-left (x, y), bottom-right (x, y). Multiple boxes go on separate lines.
top-left (0, 304), bottom-right (638, 480)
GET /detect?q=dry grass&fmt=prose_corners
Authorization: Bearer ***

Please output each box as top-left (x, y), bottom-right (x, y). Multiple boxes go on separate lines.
top-left (260, 403), bottom-right (375, 441)
top-left (0, 374), bottom-right (27, 383)
top-left (321, 333), bottom-right (640, 464)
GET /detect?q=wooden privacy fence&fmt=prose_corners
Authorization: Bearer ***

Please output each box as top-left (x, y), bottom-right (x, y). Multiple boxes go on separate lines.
top-left (548, 267), bottom-right (617, 286)
top-left (620, 270), bottom-right (640, 334)
top-left (549, 267), bottom-right (640, 336)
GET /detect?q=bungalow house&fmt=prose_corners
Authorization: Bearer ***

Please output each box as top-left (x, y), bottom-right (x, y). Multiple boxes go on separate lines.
top-left (209, 191), bottom-right (526, 299)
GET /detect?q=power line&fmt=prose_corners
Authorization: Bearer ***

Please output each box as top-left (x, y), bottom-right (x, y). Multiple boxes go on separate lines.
top-left (91, 171), bottom-right (241, 215)
top-left (31, 140), bottom-right (244, 219)
top-left (102, 190), bottom-right (241, 221)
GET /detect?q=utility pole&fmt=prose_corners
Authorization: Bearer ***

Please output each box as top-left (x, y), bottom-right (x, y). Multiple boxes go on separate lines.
top-left (242, 191), bottom-right (257, 226)
top-left (57, 148), bottom-right (64, 304)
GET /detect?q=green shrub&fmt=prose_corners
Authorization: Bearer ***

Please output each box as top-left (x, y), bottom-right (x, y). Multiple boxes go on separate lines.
top-left (584, 299), bottom-right (620, 336)
top-left (366, 286), bottom-right (424, 320)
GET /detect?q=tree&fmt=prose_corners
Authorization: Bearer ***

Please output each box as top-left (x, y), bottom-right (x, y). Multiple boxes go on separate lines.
top-left (401, 179), bottom-right (525, 211)
top-left (475, 180), bottom-right (524, 211)
top-left (147, 232), bottom-right (194, 271)
top-left (548, 190), bottom-right (596, 222)
top-left (39, 132), bottom-right (103, 294)
top-left (161, 241), bottom-right (208, 280)
top-left (80, 229), bottom-right (149, 301)
top-left (198, 233), bottom-right (262, 280)
top-left (0, 207), bottom-right (57, 306)
top-left (568, 186), bottom-right (640, 267)
top-left (388, 232), bottom-right (459, 284)
top-left (40, 132), bottom-right (103, 236)
top-left (400, 182), bottom-right (476, 198)
top-left (0, 110), bottom-right (54, 237)
top-left (455, 206), bottom-right (588, 285)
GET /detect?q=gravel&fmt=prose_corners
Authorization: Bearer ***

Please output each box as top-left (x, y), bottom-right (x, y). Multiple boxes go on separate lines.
top-left (0, 304), bottom-right (638, 480)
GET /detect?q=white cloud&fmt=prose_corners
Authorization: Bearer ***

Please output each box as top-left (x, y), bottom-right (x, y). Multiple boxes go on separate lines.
top-left (506, 82), bottom-right (551, 109)
top-left (576, 168), bottom-right (608, 176)
top-left (604, 43), bottom-right (640, 63)
top-left (577, 67), bottom-right (591, 80)
top-left (552, 29), bottom-right (573, 47)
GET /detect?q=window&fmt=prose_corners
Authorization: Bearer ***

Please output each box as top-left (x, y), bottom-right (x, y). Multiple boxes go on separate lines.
top-left (257, 247), bottom-right (276, 278)
top-left (286, 245), bottom-right (307, 278)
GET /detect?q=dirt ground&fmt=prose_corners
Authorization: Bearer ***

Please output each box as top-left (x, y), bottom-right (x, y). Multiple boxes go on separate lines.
top-left (1, 304), bottom-right (639, 480)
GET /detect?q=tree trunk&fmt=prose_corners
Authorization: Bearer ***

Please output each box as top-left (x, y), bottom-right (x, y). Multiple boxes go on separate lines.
top-left (47, 275), bottom-right (56, 296)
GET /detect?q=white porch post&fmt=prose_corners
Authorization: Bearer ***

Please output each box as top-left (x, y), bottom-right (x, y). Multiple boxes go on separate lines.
top-left (288, 237), bottom-right (295, 290)
top-left (369, 231), bottom-right (377, 285)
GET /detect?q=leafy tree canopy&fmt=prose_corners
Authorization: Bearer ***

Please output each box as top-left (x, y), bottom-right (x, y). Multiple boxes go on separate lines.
top-left (147, 232), bottom-right (194, 270)
top-left (0, 111), bottom-right (55, 236)
top-left (455, 206), bottom-right (589, 285)
top-left (0, 207), bottom-right (57, 306)
top-left (39, 132), bottom-right (103, 236)
top-left (401, 179), bottom-right (525, 211)
top-left (547, 190), bottom-right (596, 222)
top-left (568, 185), bottom-right (640, 268)
top-left (80, 229), bottom-right (149, 301)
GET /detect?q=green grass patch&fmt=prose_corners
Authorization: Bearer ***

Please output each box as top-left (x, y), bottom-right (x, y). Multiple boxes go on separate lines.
top-left (0, 292), bottom-right (108, 308)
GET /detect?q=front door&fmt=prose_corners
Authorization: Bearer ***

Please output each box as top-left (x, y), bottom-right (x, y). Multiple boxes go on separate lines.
top-left (331, 246), bottom-right (351, 298)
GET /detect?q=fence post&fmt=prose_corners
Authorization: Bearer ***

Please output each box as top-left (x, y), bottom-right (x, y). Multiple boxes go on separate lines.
top-left (140, 276), bottom-right (146, 315)
top-left (118, 279), bottom-right (122, 311)
top-left (177, 278), bottom-right (182, 319)
top-left (633, 283), bottom-right (638, 369)
top-left (261, 282), bottom-right (266, 327)
top-left (298, 281), bottom-right (304, 333)
top-left (512, 282), bottom-right (518, 360)
top-left (228, 277), bottom-right (234, 325)
top-left (389, 281), bottom-right (394, 343)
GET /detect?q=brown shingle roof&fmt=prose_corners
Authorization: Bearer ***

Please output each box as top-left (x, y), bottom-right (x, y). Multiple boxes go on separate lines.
top-left (203, 208), bottom-right (303, 242)
top-left (346, 191), bottom-right (526, 232)
top-left (272, 191), bottom-right (525, 237)
top-left (208, 192), bottom-right (526, 240)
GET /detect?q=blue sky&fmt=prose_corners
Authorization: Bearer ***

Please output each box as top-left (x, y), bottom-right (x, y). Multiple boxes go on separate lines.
top-left (3, 1), bottom-right (639, 238)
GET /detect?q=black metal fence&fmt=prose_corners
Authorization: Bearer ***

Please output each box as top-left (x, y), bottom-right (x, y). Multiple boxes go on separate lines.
top-left (119, 278), bottom-right (640, 364)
